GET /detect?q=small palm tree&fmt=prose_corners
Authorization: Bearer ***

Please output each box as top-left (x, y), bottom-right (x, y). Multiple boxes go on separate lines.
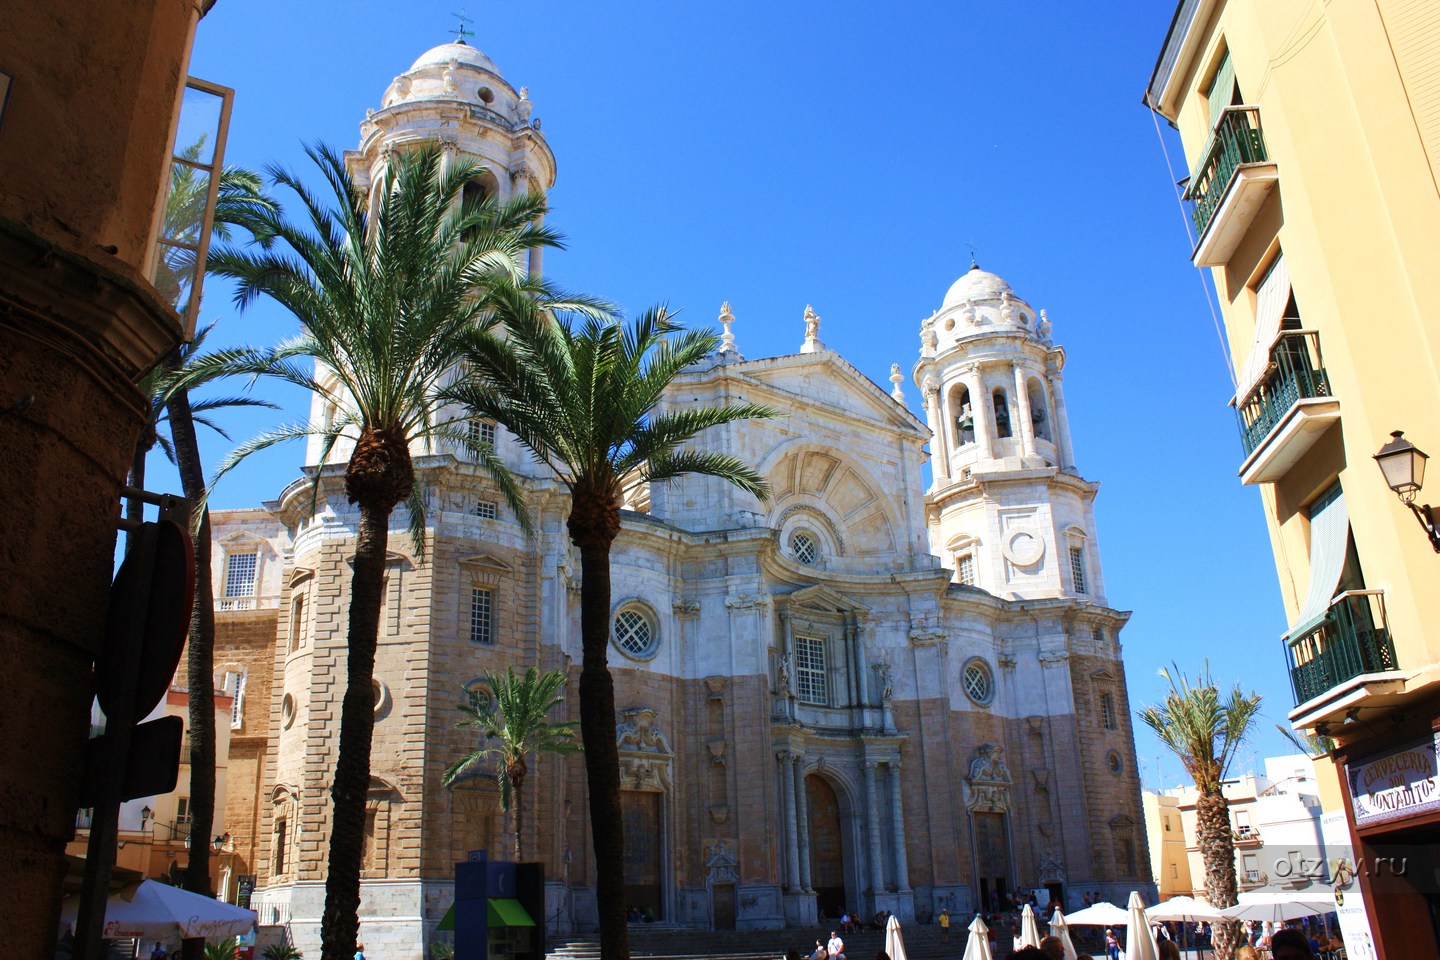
top-left (443, 666), bottom-right (581, 862)
top-left (203, 143), bottom-right (603, 960)
top-left (1138, 663), bottom-right (1261, 960)
top-left (442, 301), bottom-right (776, 960)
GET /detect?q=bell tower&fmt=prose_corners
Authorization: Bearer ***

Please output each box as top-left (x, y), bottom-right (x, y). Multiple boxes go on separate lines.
top-left (914, 264), bottom-right (1108, 604)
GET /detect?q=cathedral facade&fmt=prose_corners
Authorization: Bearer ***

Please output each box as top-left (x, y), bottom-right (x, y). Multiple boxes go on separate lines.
top-left (210, 40), bottom-right (1152, 957)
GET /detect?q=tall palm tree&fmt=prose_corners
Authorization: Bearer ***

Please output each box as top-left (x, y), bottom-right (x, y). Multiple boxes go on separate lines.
top-left (442, 301), bottom-right (776, 960)
top-left (203, 143), bottom-right (602, 960)
top-left (1138, 664), bottom-right (1261, 960)
top-left (443, 666), bottom-right (582, 862)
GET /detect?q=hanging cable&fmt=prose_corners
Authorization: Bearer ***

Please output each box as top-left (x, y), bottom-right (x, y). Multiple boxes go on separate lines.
top-left (1150, 106), bottom-right (1237, 390)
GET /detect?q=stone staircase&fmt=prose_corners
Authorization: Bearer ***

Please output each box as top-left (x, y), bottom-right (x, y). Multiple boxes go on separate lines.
top-left (545, 921), bottom-right (1047, 960)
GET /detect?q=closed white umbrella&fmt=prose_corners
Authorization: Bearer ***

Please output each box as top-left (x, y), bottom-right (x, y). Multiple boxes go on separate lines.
top-left (1049, 908), bottom-right (1078, 960)
top-left (60, 880), bottom-right (257, 940)
top-left (1125, 891), bottom-right (1160, 960)
top-left (1063, 902), bottom-right (1131, 926)
top-left (1020, 904), bottom-right (1043, 948)
top-left (884, 913), bottom-right (909, 960)
top-left (963, 914), bottom-right (995, 960)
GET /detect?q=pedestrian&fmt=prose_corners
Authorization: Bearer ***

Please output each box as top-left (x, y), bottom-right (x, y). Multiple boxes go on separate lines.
top-left (1270, 929), bottom-right (1316, 960)
top-left (1039, 936), bottom-right (1065, 960)
top-left (355, 945), bottom-right (366, 960)
top-left (939, 908), bottom-right (950, 942)
top-left (149, 943), bottom-right (167, 960)
top-left (827, 930), bottom-right (846, 960)
top-left (1105, 928), bottom-right (1120, 960)
top-left (811, 939), bottom-right (828, 960)
top-left (1158, 940), bottom-right (1180, 960)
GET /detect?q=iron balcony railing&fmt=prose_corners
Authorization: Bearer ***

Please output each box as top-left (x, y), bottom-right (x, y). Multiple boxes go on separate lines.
top-left (1236, 330), bottom-right (1331, 457)
top-left (1287, 590), bottom-right (1399, 705)
top-left (1185, 105), bottom-right (1270, 240)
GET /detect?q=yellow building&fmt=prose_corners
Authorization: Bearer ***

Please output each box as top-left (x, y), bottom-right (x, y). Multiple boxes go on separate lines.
top-left (1142, 792), bottom-right (1193, 900)
top-left (1146, 1), bottom-right (1440, 956)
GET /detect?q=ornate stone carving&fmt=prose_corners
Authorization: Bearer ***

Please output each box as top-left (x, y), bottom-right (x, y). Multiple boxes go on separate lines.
top-left (725, 592), bottom-right (771, 611)
top-left (443, 60), bottom-right (460, 95)
top-left (707, 739), bottom-right (727, 766)
top-left (1038, 651), bottom-right (1069, 668)
top-left (889, 364), bottom-right (905, 402)
top-left (908, 611), bottom-right (944, 645)
top-left (1038, 851), bottom-right (1066, 884)
top-left (516, 86), bottom-right (533, 121)
top-left (964, 743), bottom-right (1013, 813)
top-left (1037, 309), bottom-right (1052, 344)
top-left (776, 652), bottom-right (792, 691)
top-left (873, 660), bottom-right (894, 701)
top-left (706, 840), bottom-right (739, 883)
top-left (673, 599), bottom-right (700, 617)
top-left (616, 707), bottom-right (671, 754)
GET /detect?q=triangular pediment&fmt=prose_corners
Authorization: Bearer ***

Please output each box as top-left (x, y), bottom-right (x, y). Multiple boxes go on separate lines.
top-left (1090, 668), bottom-right (1117, 682)
top-left (725, 353), bottom-right (928, 437)
top-left (458, 552), bottom-right (513, 573)
top-left (783, 583), bottom-right (870, 614)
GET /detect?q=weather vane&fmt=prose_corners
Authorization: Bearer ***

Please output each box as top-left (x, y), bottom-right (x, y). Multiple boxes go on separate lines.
top-left (968, 239), bottom-right (978, 268)
top-left (452, 9), bottom-right (475, 43)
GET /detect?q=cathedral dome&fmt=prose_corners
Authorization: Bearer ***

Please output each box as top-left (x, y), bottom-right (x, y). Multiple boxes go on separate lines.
top-left (408, 41), bottom-right (500, 77)
top-left (942, 264), bottom-right (1013, 308)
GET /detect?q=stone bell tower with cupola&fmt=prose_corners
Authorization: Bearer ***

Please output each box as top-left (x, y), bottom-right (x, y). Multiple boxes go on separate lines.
top-left (914, 264), bottom-right (1110, 604)
top-left (347, 36), bottom-right (556, 275)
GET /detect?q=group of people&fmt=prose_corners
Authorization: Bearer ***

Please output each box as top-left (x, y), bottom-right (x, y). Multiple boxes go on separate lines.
top-left (830, 908), bottom-right (892, 933)
top-left (625, 905), bottom-right (657, 923)
top-left (1098, 923), bottom-right (1335, 960)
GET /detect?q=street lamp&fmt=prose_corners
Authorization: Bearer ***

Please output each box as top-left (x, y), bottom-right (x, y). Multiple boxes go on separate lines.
top-left (1374, 430), bottom-right (1440, 552)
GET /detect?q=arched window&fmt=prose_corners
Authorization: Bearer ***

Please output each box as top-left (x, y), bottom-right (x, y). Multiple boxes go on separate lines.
top-left (992, 389), bottom-right (1011, 439)
top-left (1026, 377), bottom-right (1050, 441)
top-left (288, 592), bottom-right (306, 652)
top-left (948, 384), bottom-right (974, 446)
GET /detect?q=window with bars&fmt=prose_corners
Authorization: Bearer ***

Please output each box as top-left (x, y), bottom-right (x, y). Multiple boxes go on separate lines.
top-left (1101, 692), bottom-right (1118, 730)
top-left (790, 531), bottom-right (819, 565)
top-left (1091, 624), bottom-right (1104, 644)
top-left (963, 659), bottom-right (994, 704)
top-left (468, 419), bottom-right (497, 455)
top-left (613, 608), bottom-right (657, 658)
top-left (223, 670), bottom-right (246, 729)
top-left (1069, 546), bottom-right (1087, 594)
top-left (469, 588), bottom-right (493, 645)
top-left (794, 636), bottom-right (828, 705)
top-left (956, 552), bottom-right (976, 586)
top-left (473, 500), bottom-right (498, 520)
top-left (224, 552), bottom-right (258, 598)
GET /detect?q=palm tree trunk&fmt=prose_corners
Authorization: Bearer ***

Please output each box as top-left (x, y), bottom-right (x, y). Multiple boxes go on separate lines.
top-left (571, 504), bottom-right (629, 960)
top-left (1197, 789), bottom-right (1240, 959)
top-left (512, 765), bottom-right (525, 863)
top-left (320, 500), bottom-right (390, 960)
top-left (166, 372), bottom-right (218, 960)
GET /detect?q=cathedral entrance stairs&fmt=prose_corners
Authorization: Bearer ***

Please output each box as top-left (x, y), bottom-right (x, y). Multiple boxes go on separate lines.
top-left (545, 922), bottom-right (1009, 960)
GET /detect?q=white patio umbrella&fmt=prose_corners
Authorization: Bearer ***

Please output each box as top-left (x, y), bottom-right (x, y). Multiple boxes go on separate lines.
top-left (1125, 891), bottom-right (1160, 960)
top-left (1222, 891), bottom-right (1336, 923)
top-left (963, 914), bottom-right (995, 960)
top-left (884, 913), bottom-right (909, 960)
top-left (1063, 902), bottom-right (1131, 926)
top-left (1020, 904), bottom-right (1043, 948)
top-left (1049, 908), bottom-right (1078, 960)
top-left (60, 880), bottom-right (257, 940)
top-left (1146, 895), bottom-right (1225, 922)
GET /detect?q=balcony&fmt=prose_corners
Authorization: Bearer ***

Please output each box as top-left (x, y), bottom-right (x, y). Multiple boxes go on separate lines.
top-left (1287, 590), bottom-right (1400, 707)
top-left (1232, 825), bottom-right (1263, 847)
top-left (1235, 331), bottom-right (1341, 484)
top-left (1186, 106), bottom-right (1280, 267)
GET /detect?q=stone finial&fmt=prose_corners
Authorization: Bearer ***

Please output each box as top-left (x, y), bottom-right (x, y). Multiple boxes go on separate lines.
top-left (890, 363), bottom-right (905, 402)
top-left (516, 86), bottom-right (533, 121)
top-left (718, 301), bottom-right (737, 355)
top-left (800, 304), bottom-right (824, 354)
top-left (1037, 309), bottom-right (1052, 343)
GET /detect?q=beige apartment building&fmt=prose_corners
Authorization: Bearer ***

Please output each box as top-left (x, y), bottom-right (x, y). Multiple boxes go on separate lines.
top-left (1141, 792), bottom-right (1192, 901)
top-left (1146, 2), bottom-right (1440, 956)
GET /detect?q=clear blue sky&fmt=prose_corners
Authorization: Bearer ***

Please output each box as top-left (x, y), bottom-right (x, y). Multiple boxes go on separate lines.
top-left (180, 0), bottom-right (1297, 781)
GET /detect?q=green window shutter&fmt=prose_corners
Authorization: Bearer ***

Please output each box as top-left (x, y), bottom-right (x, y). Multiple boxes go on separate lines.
top-left (1206, 52), bottom-right (1237, 129)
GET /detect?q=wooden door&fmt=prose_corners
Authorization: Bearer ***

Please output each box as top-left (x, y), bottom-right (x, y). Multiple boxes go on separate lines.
top-left (622, 791), bottom-right (663, 919)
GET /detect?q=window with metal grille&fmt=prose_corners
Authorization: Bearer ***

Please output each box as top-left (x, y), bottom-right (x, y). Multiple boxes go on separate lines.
top-left (468, 419), bottom-right (497, 454)
top-left (613, 608), bottom-right (656, 658)
top-left (469, 588), bottom-right (493, 645)
top-left (225, 552), bottom-right (257, 598)
top-left (963, 659), bottom-right (994, 704)
top-left (1069, 546), bottom-right (1087, 594)
top-left (790, 531), bottom-right (818, 565)
top-left (1101, 692), bottom-right (1118, 730)
top-left (1091, 624), bottom-right (1104, 644)
top-left (956, 552), bottom-right (976, 586)
top-left (794, 636), bottom-right (828, 705)
top-left (473, 500), bottom-right (498, 520)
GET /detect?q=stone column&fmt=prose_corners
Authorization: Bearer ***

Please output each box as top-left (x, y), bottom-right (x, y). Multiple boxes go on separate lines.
top-left (923, 384), bottom-right (949, 482)
top-left (781, 752), bottom-right (801, 890)
top-left (1049, 373), bottom-right (1076, 471)
top-left (793, 757), bottom-right (813, 892)
top-left (849, 617), bottom-right (869, 706)
top-left (1013, 364), bottom-right (1036, 458)
top-left (967, 368), bottom-right (994, 460)
top-left (863, 762), bottom-right (885, 893)
top-left (888, 763), bottom-right (912, 892)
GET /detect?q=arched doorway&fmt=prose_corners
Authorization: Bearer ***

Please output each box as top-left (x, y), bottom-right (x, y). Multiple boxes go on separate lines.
top-left (806, 774), bottom-right (848, 919)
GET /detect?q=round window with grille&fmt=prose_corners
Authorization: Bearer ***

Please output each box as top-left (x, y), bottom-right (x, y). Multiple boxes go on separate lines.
top-left (1108, 751), bottom-right (1124, 776)
top-left (962, 659), bottom-right (994, 705)
top-left (612, 607), bottom-right (658, 660)
top-left (790, 531), bottom-right (819, 565)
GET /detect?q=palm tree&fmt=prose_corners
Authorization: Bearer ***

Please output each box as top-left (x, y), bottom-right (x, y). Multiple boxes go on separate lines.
top-left (441, 302), bottom-right (776, 960)
top-left (1275, 722), bottom-right (1336, 758)
top-left (1138, 664), bottom-right (1262, 960)
top-left (443, 666), bottom-right (582, 862)
top-left (203, 143), bottom-right (603, 960)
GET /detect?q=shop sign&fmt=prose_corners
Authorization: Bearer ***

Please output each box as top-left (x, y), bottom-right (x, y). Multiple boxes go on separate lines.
top-left (1320, 811), bottom-right (1377, 960)
top-left (236, 874), bottom-right (256, 909)
top-left (1347, 733), bottom-right (1440, 826)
